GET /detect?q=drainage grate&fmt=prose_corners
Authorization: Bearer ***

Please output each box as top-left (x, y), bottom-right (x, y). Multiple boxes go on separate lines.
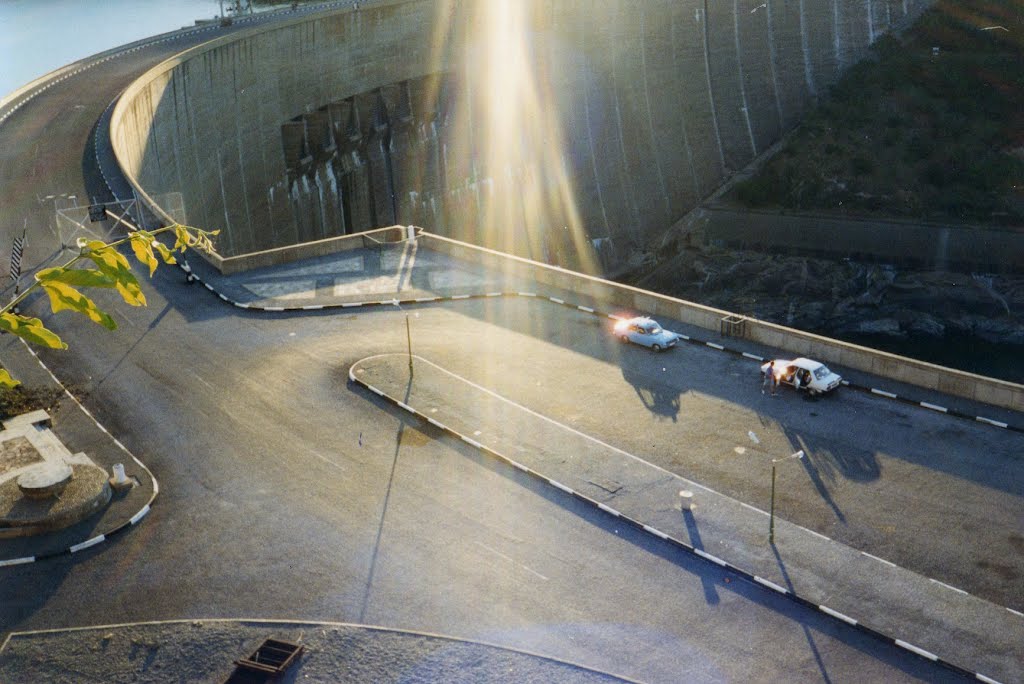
top-left (224, 638), bottom-right (304, 683)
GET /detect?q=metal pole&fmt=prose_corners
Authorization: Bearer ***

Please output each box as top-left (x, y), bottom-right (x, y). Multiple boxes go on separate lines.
top-left (406, 313), bottom-right (413, 376)
top-left (770, 463), bottom-right (777, 544)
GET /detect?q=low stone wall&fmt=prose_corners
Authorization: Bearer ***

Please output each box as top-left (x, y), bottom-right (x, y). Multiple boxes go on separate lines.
top-left (209, 225), bottom-right (408, 275)
top-left (419, 232), bottom-right (1024, 413)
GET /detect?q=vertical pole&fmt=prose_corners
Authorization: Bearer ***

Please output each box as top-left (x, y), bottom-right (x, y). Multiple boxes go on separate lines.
top-left (406, 313), bottom-right (413, 376)
top-left (769, 463), bottom-right (777, 543)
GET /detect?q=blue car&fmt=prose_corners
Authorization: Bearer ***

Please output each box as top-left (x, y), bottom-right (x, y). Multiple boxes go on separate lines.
top-left (614, 317), bottom-right (680, 351)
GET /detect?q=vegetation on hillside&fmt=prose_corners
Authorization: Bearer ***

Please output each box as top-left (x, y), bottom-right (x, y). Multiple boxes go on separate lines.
top-left (731, 0), bottom-right (1024, 224)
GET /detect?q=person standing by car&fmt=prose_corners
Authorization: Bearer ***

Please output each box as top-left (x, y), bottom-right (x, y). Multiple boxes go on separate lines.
top-left (762, 360), bottom-right (775, 395)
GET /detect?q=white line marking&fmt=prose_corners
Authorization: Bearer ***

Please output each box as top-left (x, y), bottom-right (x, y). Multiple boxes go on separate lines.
top-left (705, 342), bottom-right (724, 350)
top-left (804, 528), bottom-right (832, 542)
top-left (461, 436), bottom-right (483, 449)
top-left (129, 505), bottom-right (150, 525)
top-left (742, 352), bottom-right (763, 361)
top-left (427, 418), bottom-right (445, 429)
top-left (1006, 607), bottom-right (1024, 618)
top-left (0, 556), bottom-right (35, 567)
top-left (894, 640), bottom-right (937, 661)
top-left (396, 402), bottom-right (416, 413)
top-left (263, 306), bottom-right (284, 312)
top-left (740, 501), bottom-right (769, 516)
top-left (920, 402), bottom-right (948, 413)
top-left (307, 450), bottom-right (347, 473)
top-left (871, 388), bottom-right (897, 398)
top-left (861, 551), bottom-right (897, 568)
top-left (510, 461), bottom-right (529, 472)
top-left (302, 305), bottom-right (324, 310)
top-left (474, 541), bottom-right (513, 563)
top-left (399, 356), bottom-right (719, 497)
top-left (549, 297), bottom-right (565, 304)
top-left (597, 502), bottom-right (621, 517)
top-left (975, 673), bottom-right (1001, 684)
top-left (415, 297), bottom-right (439, 302)
top-left (550, 480), bottom-right (573, 494)
top-left (693, 549), bottom-right (727, 566)
top-left (818, 605), bottom-right (857, 625)
top-left (486, 292), bottom-right (502, 297)
top-left (342, 302), bottom-right (363, 307)
top-left (188, 370), bottom-right (216, 391)
top-left (518, 292), bottom-right (537, 297)
top-left (608, 314), bottom-right (621, 320)
top-left (577, 306), bottom-right (594, 313)
top-left (450, 294), bottom-right (470, 300)
top-left (754, 576), bottom-right (788, 594)
top-left (70, 535), bottom-right (105, 553)
top-left (976, 416), bottom-right (1008, 428)
top-left (929, 578), bottom-right (969, 595)
top-left (643, 525), bottom-right (669, 540)
top-left (522, 565), bottom-right (549, 581)
top-left (678, 334), bottom-right (690, 340)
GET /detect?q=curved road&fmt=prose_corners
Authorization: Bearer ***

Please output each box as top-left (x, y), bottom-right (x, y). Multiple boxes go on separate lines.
top-left (0, 9), bottom-right (1005, 683)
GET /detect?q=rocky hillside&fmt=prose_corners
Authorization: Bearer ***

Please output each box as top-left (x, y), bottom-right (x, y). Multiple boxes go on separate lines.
top-left (637, 244), bottom-right (1024, 348)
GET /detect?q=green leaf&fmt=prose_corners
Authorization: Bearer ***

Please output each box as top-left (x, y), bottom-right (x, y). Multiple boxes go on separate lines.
top-left (130, 232), bottom-right (159, 277)
top-left (39, 280), bottom-right (117, 330)
top-left (36, 266), bottom-right (115, 288)
top-left (83, 240), bottom-right (146, 307)
top-left (0, 313), bottom-right (67, 349)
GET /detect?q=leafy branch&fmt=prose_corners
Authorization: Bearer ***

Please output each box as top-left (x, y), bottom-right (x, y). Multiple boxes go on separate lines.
top-left (0, 223), bottom-right (218, 389)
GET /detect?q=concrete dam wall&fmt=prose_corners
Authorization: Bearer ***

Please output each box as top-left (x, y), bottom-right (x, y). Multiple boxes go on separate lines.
top-left (111, 0), bottom-right (934, 270)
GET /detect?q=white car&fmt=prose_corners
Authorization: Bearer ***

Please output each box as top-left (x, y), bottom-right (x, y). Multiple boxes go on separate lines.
top-left (614, 317), bottom-right (680, 351)
top-left (761, 358), bottom-right (842, 395)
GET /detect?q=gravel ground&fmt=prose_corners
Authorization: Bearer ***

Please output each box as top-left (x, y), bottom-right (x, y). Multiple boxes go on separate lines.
top-left (0, 621), bottom-right (638, 683)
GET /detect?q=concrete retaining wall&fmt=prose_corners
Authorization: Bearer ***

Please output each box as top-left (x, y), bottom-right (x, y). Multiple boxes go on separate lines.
top-left (699, 207), bottom-right (1024, 273)
top-left (419, 231), bottom-right (1024, 413)
top-left (111, 0), bottom-right (935, 265)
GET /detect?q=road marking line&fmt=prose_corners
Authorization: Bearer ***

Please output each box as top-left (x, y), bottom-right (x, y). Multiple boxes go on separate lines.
top-left (522, 565), bottom-right (549, 581)
top-left (705, 342), bottom-right (724, 350)
top-left (642, 525), bottom-right (669, 540)
top-left (410, 356), bottom-right (715, 497)
top-left (427, 417), bottom-right (445, 429)
top-left (597, 502), bottom-right (621, 517)
top-left (929, 578), bottom-right (969, 595)
top-left (976, 416), bottom-right (1008, 428)
top-left (486, 292), bottom-right (502, 297)
top-left (1006, 607), bottom-right (1024, 618)
top-left (549, 480), bottom-right (573, 494)
top-left (920, 401), bottom-right (948, 413)
top-left (754, 576), bottom-right (788, 594)
top-left (894, 640), bottom-right (937, 661)
top-left (803, 528), bottom-right (831, 542)
top-left (342, 302), bottom-right (363, 307)
top-left (975, 673), bottom-right (1001, 684)
top-left (450, 294), bottom-right (470, 300)
top-left (693, 549), bottom-right (727, 566)
top-left (0, 556), bottom-right (35, 567)
top-left (302, 305), bottom-right (324, 310)
top-left (818, 605), bottom-right (857, 625)
top-left (70, 535), bottom-right (106, 553)
top-left (678, 334), bottom-right (690, 340)
top-left (577, 306), bottom-right (594, 313)
top-left (262, 306), bottom-right (284, 311)
top-left (474, 541), bottom-right (513, 563)
top-left (396, 402), bottom-right (415, 413)
top-left (742, 352), bottom-right (763, 361)
top-left (415, 297), bottom-right (439, 302)
top-left (461, 436), bottom-right (483, 449)
top-left (740, 501), bottom-right (768, 516)
top-left (871, 388), bottom-right (897, 398)
top-left (549, 297), bottom-right (565, 304)
top-left (861, 551), bottom-right (897, 568)
top-left (518, 292), bottom-right (537, 297)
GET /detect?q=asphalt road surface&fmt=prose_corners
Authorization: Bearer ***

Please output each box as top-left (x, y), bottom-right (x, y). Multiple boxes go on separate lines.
top-left (1, 9), bottom-right (1017, 683)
